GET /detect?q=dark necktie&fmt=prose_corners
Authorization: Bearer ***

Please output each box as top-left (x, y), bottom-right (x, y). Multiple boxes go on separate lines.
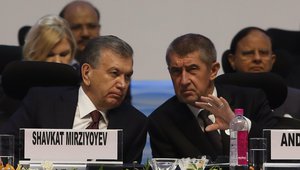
top-left (198, 109), bottom-right (223, 154)
top-left (86, 110), bottom-right (102, 129)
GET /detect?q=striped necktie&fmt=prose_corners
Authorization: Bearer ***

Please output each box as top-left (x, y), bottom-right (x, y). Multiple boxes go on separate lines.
top-left (86, 110), bottom-right (102, 129)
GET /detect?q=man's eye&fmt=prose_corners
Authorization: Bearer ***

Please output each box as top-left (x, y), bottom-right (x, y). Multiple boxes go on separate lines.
top-left (70, 25), bottom-right (82, 30)
top-left (111, 71), bottom-right (119, 77)
top-left (169, 67), bottom-right (181, 74)
top-left (87, 24), bottom-right (99, 30)
top-left (259, 50), bottom-right (270, 56)
top-left (170, 69), bottom-right (180, 75)
top-left (125, 75), bottom-right (131, 81)
top-left (242, 51), bottom-right (254, 56)
top-left (186, 66), bottom-right (198, 72)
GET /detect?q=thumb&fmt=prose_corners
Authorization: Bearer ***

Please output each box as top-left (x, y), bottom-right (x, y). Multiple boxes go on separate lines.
top-left (205, 124), bottom-right (220, 132)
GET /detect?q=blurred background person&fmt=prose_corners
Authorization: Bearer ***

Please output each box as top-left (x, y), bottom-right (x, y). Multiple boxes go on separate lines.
top-left (59, 0), bottom-right (100, 63)
top-left (23, 15), bottom-right (78, 67)
top-left (226, 26), bottom-right (300, 119)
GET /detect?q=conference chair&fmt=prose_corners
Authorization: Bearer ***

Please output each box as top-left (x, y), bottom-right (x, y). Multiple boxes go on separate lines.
top-left (215, 72), bottom-right (300, 129)
top-left (0, 61), bottom-right (81, 125)
top-left (215, 72), bottom-right (287, 110)
top-left (267, 28), bottom-right (300, 89)
top-left (0, 45), bottom-right (23, 124)
top-left (2, 61), bottom-right (81, 100)
top-left (0, 45), bottom-right (22, 74)
top-left (18, 25), bottom-right (31, 46)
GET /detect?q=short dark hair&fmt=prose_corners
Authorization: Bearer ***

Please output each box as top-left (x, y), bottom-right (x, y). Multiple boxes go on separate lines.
top-left (80, 35), bottom-right (133, 67)
top-left (59, 0), bottom-right (100, 21)
top-left (166, 33), bottom-right (217, 66)
top-left (229, 27), bottom-right (272, 54)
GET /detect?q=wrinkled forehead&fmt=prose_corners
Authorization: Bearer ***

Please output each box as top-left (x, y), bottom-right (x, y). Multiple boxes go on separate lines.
top-left (168, 51), bottom-right (203, 66)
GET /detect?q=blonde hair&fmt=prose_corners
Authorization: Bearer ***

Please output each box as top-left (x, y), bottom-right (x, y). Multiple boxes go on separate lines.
top-left (23, 15), bottom-right (76, 62)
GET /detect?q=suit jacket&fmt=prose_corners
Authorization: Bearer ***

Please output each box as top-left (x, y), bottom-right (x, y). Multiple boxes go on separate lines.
top-left (274, 86), bottom-right (300, 119)
top-left (0, 86), bottom-right (147, 163)
top-left (148, 84), bottom-right (278, 161)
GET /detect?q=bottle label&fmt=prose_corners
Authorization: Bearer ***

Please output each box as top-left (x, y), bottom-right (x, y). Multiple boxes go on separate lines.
top-left (237, 131), bottom-right (248, 165)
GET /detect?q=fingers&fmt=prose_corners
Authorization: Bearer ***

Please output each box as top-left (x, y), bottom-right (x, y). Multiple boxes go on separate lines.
top-left (205, 119), bottom-right (230, 131)
top-left (205, 123), bottom-right (220, 132)
top-left (195, 95), bottom-right (224, 111)
top-left (202, 94), bottom-right (224, 110)
top-left (194, 95), bottom-right (234, 130)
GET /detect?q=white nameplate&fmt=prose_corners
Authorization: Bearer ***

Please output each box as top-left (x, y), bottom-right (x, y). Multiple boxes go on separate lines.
top-left (271, 129), bottom-right (300, 160)
top-left (21, 128), bottom-right (121, 162)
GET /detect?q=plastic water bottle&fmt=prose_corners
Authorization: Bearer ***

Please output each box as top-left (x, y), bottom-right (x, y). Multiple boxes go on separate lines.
top-left (229, 108), bottom-right (249, 170)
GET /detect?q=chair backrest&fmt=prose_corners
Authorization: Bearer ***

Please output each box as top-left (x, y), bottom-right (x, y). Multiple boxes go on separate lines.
top-left (267, 28), bottom-right (300, 89)
top-left (267, 28), bottom-right (300, 56)
top-left (0, 45), bottom-right (22, 74)
top-left (1, 61), bottom-right (81, 100)
top-left (215, 72), bottom-right (287, 109)
top-left (18, 25), bottom-right (31, 46)
top-left (221, 49), bottom-right (235, 73)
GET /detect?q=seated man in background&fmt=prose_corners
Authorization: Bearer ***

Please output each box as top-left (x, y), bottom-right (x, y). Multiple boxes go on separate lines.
top-left (0, 35), bottom-right (147, 164)
top-left (226, 26), bottom-right (300, 119)
top-left (59, 0), bottom-right (100, 63)
top-left (148, 33), bottom-right (278, 161)
top-left (0, 45), bottom-right (22, 125)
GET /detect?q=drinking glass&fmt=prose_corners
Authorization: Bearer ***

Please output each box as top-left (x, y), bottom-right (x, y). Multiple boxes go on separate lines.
top-left (249, 138), bottom-right (266, 170)
top-left (149, 158), bottom-right (178, 170)
top-left (0, 134), bottom-right (14, 167)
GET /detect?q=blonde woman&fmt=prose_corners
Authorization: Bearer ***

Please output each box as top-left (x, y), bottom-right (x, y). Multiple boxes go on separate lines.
top-left (23, 15), bottom-right (77, 65)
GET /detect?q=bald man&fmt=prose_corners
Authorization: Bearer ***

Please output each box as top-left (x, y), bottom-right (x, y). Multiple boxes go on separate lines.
top-left (60, 0), bottom-right (101, 62)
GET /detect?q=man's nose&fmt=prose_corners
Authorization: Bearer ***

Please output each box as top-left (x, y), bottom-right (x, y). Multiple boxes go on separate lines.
top-left (81, 26), bottom-right (90, 37)
top-left (116, 76), bottom-right (126, 89)
top-left (253, 51), bottom-right (262, 60)
top-left (180, 70), bottom-right (190, 85)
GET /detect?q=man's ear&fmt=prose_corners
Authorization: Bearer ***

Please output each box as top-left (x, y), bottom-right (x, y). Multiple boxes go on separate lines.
top-left (81, 63), bottom-right (92, 86)
top-left (210, 62), bottom-right (220, 80)
top-left (271, 53), bottom-right (276, 66)
top-left (227, 53), bottom-right (236, 70)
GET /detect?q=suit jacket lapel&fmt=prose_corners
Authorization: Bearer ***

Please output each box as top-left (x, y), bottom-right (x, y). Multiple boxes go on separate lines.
top-left (54, 87), bottom-right (79, 128)
top-left (221, 131), bottom-right (230, 155)
top-left (216, 84), bottom-right (233, 155)
top-left (171, 98), bottom-right (219, 159)
top-left (216, 84), bottom-right (233, 107)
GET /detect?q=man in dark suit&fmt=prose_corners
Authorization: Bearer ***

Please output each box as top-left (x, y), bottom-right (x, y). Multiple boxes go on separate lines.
top-left (59, 1), bottom-right (132, 104)
top-left (0, 36), bottom-right (147, 164)
top-left (148, 33), bottom-right (278, 161)
top-left (0, 45), bottom-right (22, 126)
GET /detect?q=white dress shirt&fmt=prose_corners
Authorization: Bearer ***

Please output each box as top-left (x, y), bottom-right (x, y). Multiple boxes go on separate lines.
top-left (187, 86), bottom-right (251, 135)
top-left (72, 87), bottom-right (108, 129)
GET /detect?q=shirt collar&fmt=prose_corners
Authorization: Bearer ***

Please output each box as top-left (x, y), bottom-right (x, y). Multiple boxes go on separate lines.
top-left (188, 86), bottom-right (218, 118)
top-left (78, 86), bottom-right (108, 124)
